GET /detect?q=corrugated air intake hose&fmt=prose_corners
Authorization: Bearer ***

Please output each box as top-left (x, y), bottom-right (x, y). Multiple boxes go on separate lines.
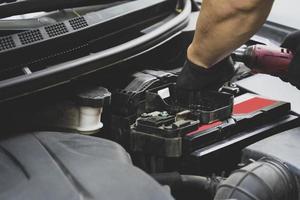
top-left (214, 159), bottom-right (298, 200)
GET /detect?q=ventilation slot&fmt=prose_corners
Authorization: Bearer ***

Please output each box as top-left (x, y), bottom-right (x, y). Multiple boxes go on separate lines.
top-left (69, 17), bottom-right (88, 30)
top-left (0, 36), bottom-right (16, 51)
top-left (18, 30), bottom-right (43, 45)
top-left (45, 23), bottom-right (69, 37)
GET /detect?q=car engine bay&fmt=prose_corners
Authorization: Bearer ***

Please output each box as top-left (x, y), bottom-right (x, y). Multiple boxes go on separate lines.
top-left (0, 0), bottom-right (299, 200)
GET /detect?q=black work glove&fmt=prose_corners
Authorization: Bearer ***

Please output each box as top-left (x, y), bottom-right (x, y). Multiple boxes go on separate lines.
top-left (176, 57), bottom-right (235, 105)
top-left (176, 56), bottom-right (235, 91)
top-left (281, 31), bottom-right (300, 89)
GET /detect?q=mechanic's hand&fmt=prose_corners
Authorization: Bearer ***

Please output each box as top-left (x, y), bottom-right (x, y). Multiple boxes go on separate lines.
top-left (176, 57), bottom-right (234, 106)
top-left (176, 56), bottom-right (235, 91)
top-left (281, 31), bottom-right (300, 89)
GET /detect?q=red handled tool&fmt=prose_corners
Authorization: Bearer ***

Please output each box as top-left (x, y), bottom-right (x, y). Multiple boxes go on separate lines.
top-left (233, 44), bottom-right (294, 76)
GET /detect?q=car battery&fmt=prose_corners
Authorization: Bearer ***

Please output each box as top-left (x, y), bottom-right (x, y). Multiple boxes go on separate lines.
top-left (183, 93), bottom-right (291, 154)
top-left (130, 92), bottom-right (292, 158)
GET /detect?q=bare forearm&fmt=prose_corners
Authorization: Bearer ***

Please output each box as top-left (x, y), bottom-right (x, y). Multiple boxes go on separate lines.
top-left (188, 0), bottom-right (274, 68)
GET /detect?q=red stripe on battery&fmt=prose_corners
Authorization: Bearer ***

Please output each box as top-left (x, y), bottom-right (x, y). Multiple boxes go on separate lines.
top-left (233, 97), bottom-right (277, 115)
top-left (186, 121), bottom-right (222, 136)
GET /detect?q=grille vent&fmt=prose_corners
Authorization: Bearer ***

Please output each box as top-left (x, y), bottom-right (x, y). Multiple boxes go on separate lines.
top-left (0, 36), bottom-right (16, 51)
top-left (18, 30), bottom-right (43, 45)
top-left (69, 17), bottom-right (88, 30)
top-left (45, 23), bottom-right (69, 37)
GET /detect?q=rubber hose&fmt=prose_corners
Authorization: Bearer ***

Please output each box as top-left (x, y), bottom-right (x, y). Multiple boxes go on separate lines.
top-left (152, 172), bottom-right (220, 196)
top-left (214, 159), bottom-right (298, 200)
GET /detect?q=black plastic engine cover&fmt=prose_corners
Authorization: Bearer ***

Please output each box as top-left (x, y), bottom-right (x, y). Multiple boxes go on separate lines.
top-left (0, 132), bottom-right (174, 200)
top-left (242, 127), bottom-right (300, 192)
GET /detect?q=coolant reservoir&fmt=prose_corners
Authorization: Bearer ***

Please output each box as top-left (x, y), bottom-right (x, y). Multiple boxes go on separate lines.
top-left (34, 86), bottom-right (111, 134)
top-left (74, 86), bottom-right (111, 133)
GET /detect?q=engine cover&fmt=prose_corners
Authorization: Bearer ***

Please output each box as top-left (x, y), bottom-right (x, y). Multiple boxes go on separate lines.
top-left (0, 132), bottom-right (173, 200)
top-left (243, 127), bottom-right (300, 169)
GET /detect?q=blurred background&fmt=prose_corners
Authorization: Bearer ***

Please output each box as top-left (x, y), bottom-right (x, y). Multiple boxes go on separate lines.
top-left (268, 0), bottom-right (300, 29)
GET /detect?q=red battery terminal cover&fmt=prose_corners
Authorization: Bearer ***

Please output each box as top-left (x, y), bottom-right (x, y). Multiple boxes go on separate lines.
top-left (183, 93), bottom-right (290, 153)
top-left (233, 97), bottom-right (277, 115)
